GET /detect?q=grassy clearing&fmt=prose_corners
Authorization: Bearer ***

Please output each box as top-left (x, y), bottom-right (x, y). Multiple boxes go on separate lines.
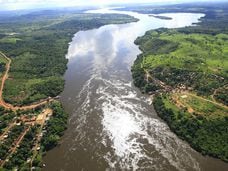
top-left (0, 37), bottom-right (21, 44)
top-left (172, 93), bottom-right (228, 118)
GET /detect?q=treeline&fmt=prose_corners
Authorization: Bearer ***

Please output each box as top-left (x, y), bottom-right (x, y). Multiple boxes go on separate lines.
top-left (153, 95), bottom-right (228, 162)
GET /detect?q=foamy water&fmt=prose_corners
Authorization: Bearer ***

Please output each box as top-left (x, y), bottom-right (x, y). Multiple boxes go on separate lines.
top-left (66, 9), bottom-right (204, 170)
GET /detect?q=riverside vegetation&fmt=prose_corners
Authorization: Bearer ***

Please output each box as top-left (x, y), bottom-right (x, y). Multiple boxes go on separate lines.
top-left (0, 9), bottom-right (137, 170)
top-left (132, 2), bottom-right (228, 162)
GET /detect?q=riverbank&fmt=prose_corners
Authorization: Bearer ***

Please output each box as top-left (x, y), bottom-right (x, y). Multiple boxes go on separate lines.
top-left (131, 5), bottom-right (228, 162)
top-left (0, 10), bottom-right (137, 170)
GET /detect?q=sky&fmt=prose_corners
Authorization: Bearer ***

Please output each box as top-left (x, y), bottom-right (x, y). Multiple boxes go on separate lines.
top-left (0, 0), bottom-right (227, 11)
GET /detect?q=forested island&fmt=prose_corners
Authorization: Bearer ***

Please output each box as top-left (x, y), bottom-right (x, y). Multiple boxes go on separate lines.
top-left (0, 9), bottom-right (137, 170)
top-left (149, 15), bottom-right (172, 20)
top-left (132, 3), bottom-right (228, 162)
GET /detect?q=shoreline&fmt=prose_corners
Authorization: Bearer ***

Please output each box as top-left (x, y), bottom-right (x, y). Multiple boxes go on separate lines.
top-left (131, 28), bottom-right (228, 162)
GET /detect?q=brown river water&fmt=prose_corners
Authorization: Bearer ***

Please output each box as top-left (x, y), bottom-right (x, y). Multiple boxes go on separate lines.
top-left (43, 8), bottom-right (228, 171)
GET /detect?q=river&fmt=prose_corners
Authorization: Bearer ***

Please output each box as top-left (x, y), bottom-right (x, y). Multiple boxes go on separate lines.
top-left (43, 8), bottom-right (228, 171)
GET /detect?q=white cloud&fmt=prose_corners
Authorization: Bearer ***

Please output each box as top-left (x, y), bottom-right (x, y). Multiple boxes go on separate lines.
top-left (0, 0), bottom-right (223, 10)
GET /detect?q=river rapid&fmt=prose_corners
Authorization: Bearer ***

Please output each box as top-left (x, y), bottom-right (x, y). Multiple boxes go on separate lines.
top-left (43, 8), bottom-right (228, 171)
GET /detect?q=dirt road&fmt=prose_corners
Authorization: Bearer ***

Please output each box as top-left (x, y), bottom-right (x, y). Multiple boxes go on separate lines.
top-left (0, 51), bottom-right (55, 111)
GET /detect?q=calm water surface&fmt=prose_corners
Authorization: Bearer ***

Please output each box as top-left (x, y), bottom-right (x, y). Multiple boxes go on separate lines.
top-left (43, 9), bottom-right (228, 171)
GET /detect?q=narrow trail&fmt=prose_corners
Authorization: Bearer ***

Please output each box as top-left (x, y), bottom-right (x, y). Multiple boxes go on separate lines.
top-left (0, 51), bottom-right (55, 111)
top-left (211, 88), bottom-right (219, 102)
